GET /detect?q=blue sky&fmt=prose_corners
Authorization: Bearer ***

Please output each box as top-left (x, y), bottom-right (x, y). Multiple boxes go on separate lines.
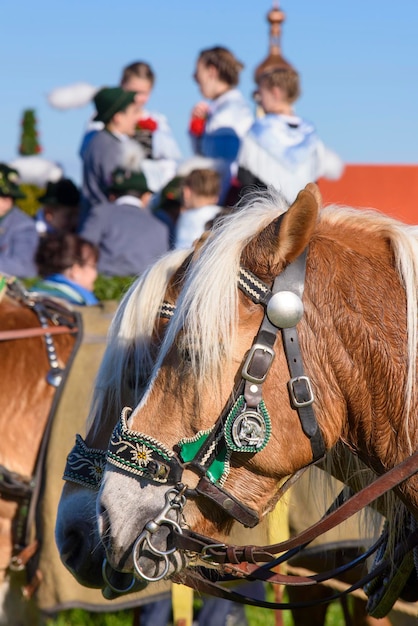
top-left (2, 0), bottom-right (417, 184)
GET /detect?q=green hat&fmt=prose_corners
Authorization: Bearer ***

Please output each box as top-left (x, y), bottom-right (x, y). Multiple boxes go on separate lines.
top-left (108, 168), bottom-right (151, 195)
top-left (0, 164), bottom-right (26, 199)
top-left (39, 178), bottom-right (80, 206)
top-left (160, 176), bottom-right (183, 203)
top-left (93, 87), bottom-right (136, 124)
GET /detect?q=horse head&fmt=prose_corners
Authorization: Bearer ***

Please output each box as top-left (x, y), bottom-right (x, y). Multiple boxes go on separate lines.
top-left (96, 184), bottom-right (333, 579)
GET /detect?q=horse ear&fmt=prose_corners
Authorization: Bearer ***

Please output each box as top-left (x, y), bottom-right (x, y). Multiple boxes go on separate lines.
top-left (276, 183), bottom-right (321, 264)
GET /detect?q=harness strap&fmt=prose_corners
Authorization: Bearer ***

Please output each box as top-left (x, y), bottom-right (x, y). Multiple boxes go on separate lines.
top-left (282, 327), bottom-right (323, 459)
top-left (0, 325), bottom-right (78, 341)
top-left (238, 267), bottom-right (271, 306)
top-left (172, 449), bottom-right (418, 562)
top-left (173, 528), bottom-right (418, 611)
top-left (195, 477), bottom-right (259, 528)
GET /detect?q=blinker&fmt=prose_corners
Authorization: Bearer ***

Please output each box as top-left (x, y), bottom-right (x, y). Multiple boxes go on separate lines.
top-left (266, 291), bottom-right (304, 328)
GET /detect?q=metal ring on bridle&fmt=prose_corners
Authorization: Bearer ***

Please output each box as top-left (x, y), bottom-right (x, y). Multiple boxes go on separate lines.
top-left (132, 487), bottom-right (186, 582)
top-left (132, 515), bottom-right (184, 582)
top-left (101, 558), bottom-right (136, 594)
top-left (132, 535), bottom-right (172, 582)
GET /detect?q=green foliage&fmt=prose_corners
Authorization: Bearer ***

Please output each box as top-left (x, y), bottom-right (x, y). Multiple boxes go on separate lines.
top-left (244, 587), bottom-right (346, 625)
top-left (19, 108), bottom-right (42, 156)
top-left (93, 275), bottom-right (136, 302)
top-left (15, 183), bottom-right (45, 217)
top-left (45, 592), bottom-right (347, 625)
top-left (45, 608), bottom-right (133, 626)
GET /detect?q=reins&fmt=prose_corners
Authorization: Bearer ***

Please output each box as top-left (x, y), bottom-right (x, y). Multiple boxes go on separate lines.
top-left (167, 453), bottom-right (418, 611)
top-left (173, 528), bottom-right (418, 611)
top-left (172, 449), bottom-right (418, 564)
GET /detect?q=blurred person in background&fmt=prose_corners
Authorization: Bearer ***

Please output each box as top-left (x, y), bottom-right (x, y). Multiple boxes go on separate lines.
top-left (0, 163), bottom-right (39, 278)
top-left (31, 233), bottom-right (99, 306)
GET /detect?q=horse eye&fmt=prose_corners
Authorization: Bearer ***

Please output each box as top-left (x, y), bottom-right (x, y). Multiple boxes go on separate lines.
top-left (176, 340), bottom-right (195, 365)
top-left (180, 347), bottom-right (192, 363)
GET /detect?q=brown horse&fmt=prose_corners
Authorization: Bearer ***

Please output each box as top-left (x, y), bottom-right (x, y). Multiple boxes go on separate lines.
top-left (55, 238), bottom-right (392, 625)
top-left (0, 278), bottom-right (81, 624)
top-left (91, 183), bottom-right (418, 618)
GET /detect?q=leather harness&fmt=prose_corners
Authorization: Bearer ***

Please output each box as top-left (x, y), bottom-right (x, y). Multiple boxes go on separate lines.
top-left (0, 278), bottom-right (82, 595)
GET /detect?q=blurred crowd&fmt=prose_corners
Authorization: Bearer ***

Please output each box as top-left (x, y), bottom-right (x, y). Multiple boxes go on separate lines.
top-left (0, 47), bottom-right (343, 308)
top-left (0, 46), bottom-right (345, 626)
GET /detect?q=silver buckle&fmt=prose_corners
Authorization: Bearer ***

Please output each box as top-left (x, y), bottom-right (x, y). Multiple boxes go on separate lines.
top-left (241, 344), bottom-right (275, 384)
top-left (200, 543), bottom-right (226, 564)
top-left (288, 376), bottom-right (314, 408)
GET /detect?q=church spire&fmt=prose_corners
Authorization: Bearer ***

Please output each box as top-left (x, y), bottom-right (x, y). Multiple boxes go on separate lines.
top-left (254, 2), bottom-right (294, 81)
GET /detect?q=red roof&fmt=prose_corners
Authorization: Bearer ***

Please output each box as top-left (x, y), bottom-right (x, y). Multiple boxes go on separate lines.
top-left (318, 165), bottom-right (418, 225)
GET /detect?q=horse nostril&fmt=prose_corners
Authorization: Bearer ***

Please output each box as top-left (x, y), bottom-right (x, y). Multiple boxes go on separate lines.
top-left (60, 525), bottom-right (95, 571)
top-left (61, 529), bottom-right (83, 564)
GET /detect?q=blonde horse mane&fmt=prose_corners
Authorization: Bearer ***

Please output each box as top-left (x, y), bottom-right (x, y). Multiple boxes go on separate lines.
top-left (86, 248), bottom-right (191, 438)
top-left (152, 188), bottom-right (289, 389)
top-left (147, 190), bottom-right (418, 538)
top-left (153, 190), bottom-right (418, 417)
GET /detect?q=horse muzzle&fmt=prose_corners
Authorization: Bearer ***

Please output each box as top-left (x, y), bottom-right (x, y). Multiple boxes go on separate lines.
top-left (100, 483), bottom-right (188, 587)
top-left (56, 485), bottom-right (105, 588)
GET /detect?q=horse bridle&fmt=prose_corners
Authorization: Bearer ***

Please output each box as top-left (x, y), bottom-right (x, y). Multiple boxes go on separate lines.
top-left (64, 247), bottom-right (328, 572)
top-left (63, 246), bottom-right (418, 606)
top-left (105, 245), bottom-right (325, 517)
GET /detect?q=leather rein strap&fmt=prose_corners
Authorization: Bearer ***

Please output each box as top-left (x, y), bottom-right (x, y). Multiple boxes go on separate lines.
top-left (0, 325), bottom-right (78, 341)
top-left (173, 528), bottom-right (418, 611)
top-left (170, 453), bottom-right (418, 611)
top-left (173, 448), bottom-right (418, 563)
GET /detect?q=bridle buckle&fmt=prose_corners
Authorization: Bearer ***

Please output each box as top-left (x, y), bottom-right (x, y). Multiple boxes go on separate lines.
top-left (288, 375), bottom-right (314, 408)
top-left (241, 344), bottom-right (275, 385)
top-left (200, 543), bottom-right (226, 564)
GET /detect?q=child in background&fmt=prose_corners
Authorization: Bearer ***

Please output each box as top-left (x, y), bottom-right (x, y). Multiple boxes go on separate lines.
top-left (78, 61), bottom-right (181, 195)
top-left (238, 66), bottom-right (344, 204)
top-left (80, 86), bottom-right (140, 225)
top-left (190, 46), bottom-right (254, 202)
top-left (174, 168), bottom-right (221, 250)
top-left (31, 233), bottom-right (99, 306)
top-left (35, 178), bottom-right (80, 236)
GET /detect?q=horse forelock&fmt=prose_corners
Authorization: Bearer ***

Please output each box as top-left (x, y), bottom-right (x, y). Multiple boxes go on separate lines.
top-left (149, 188), bottom-right (289, 389)
top-left (86, 248), bottom-right (192, 438)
